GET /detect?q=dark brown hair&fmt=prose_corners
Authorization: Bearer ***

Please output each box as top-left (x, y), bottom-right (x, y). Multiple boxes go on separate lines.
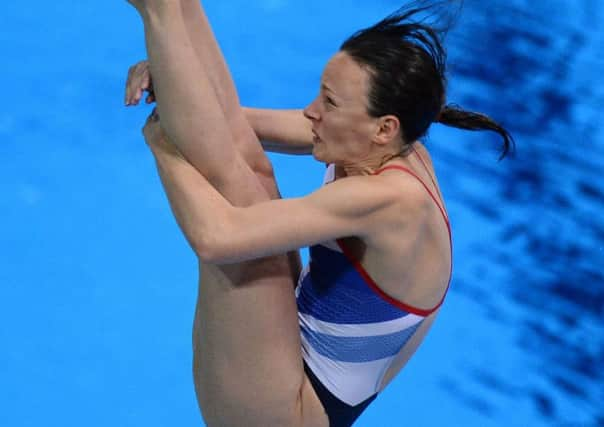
top-left (340, 0), bottom-right (515, 160)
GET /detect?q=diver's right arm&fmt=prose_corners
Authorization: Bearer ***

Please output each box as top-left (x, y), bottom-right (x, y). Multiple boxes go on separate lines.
top-left (243, 107), bottom-right (313, 155)
top-left (124, 60), bottom-right (314, 155)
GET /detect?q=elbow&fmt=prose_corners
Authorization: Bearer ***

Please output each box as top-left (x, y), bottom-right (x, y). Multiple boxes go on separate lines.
top-left (191, 226), bottom-right (239, 265)
top-left (190, 210), bottom-right (243, 265)
top-left (191, 232), bottom-right (224, 264)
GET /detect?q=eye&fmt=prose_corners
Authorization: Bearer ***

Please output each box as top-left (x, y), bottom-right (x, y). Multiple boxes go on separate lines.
top-left (324, 95), bottom-right (337, 107)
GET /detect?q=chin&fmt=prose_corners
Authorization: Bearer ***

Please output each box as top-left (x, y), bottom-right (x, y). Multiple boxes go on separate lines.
top-left (311, 146), bottom-right (326, 162)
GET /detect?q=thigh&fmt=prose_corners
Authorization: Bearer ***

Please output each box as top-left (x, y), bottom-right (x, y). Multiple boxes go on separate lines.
top-left (193, 260), bottom-right (303, 426)
top-left (191, 159), bottom-right (308, 426)
top-left (193, 263), bottom-right (327, 427)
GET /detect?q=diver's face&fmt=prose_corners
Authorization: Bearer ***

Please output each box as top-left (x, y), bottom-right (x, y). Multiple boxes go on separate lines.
top-left (304, 52), bottom-right (378, 165)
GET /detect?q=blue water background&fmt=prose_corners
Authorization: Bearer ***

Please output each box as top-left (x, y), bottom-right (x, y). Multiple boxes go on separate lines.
top-left (1, 1), bottom-right (602, 426)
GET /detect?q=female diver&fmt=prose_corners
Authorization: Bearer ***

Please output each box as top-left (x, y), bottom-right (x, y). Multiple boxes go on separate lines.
top-left (124, 1), bottom-right (513, 426)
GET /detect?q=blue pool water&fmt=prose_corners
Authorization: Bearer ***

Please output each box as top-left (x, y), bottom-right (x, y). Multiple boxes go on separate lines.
top-left (1, 1), bottom-right (602, 426)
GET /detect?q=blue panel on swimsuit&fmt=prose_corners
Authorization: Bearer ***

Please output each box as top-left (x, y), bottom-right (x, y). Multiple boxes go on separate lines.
top-left (300, 321), bottom-right (422, 363)
top-left (296, 244), bottom-right (411, 324)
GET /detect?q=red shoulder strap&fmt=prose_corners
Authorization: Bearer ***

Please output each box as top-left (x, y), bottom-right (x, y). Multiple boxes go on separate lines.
top-left (373, 165), bottom-right (450, 233)
top-left (372, 164), bottom-right (453, 314)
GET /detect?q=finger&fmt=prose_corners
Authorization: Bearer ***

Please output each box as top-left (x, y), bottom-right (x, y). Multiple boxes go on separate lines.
top-left (128, 63), bottom-right (145, 105)
top-left (134, 88), bottom-right (143, 105)
top-left (128, 68), bottom-right (142, 106)
top-left (135, 67), bottom-right (151, 104)
top-left (141, 68), bottom-right (151, 91)
top-left (128, 65), bottom-right (141, 105)
top-left (129, 63), bottom-right (145, 103)
top-left (125, 66), bottom-right (135, 105)
top-left (130, 66), bottom-right (141, 105)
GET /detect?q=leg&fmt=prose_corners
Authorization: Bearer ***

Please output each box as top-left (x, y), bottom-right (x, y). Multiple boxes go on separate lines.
top-left (179, 0), bottom-right (302, 284)
top-left (135, 2), bottom-right (320, 425)
top-left (149, 137), bottom-right (326, 427)
top-left (139, 1), bottom-right (263, 194)
top-left (179, 0), bottom-right (280, 187)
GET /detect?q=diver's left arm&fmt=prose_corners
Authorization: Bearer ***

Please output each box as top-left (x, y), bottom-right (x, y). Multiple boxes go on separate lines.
top-left (146, 119), bottom-right (419, 265)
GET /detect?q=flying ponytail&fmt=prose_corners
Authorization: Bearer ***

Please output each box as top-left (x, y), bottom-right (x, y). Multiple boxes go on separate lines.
top-left (437, 104), bottom-right (515, 160)
top-left (341, 1), bottom-right (515, 161)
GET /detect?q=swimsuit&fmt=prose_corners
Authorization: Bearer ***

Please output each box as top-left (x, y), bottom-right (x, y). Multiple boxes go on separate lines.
top-left (296, 157), bottom-right (453, 427)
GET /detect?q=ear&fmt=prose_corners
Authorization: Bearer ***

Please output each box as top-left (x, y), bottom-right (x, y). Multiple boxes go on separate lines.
top-left (373, 115), bottom-right (400, 145)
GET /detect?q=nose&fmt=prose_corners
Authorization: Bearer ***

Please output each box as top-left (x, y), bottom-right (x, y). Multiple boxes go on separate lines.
top-left (303, 97), bottom-right (320, 122)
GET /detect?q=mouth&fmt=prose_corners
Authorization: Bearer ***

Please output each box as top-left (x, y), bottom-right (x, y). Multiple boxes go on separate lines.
top-left (312, 130), bottom-right (322, 143)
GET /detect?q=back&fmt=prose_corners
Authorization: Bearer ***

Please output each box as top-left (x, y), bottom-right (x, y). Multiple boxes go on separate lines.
top-left (296, 154), bottom-right (452, 406)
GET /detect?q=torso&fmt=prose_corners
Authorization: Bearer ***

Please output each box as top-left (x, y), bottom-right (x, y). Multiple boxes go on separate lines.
top-left (297, 143), bottom-right (453, 404)
top-left (364, 142), bottom-right (453, 389)
top-left (337, 142), bottom-right (451, 311)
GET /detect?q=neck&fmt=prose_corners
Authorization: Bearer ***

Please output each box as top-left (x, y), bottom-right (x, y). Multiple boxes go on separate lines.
top-left (336, 143), bottom-right (416, 177)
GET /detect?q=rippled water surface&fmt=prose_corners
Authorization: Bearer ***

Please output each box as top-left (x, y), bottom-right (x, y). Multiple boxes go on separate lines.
top-left (1, 1), bottom-right (602, 426)
top-left (434, 1), bottom-right (604, 425)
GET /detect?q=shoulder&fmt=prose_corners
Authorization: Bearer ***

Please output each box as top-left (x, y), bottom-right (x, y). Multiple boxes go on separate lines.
top-left (361, 167), bottom-right (434, 246)
top-left (316, 169), bottom-right (425, 209)
top-left (371, 167), bottom-right (433, 217)
top-left (308, 169), bottom-right (430, 238)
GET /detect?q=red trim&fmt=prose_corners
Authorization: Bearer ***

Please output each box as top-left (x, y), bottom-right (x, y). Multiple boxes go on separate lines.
top-left (336, 239), bottom-right (446, 317)
top-left (331, 165), bottom-right (455, 316)
top-left (373, 165), bottom-right (450, 227)
top-left (412, 149), bottom-right (440, 198)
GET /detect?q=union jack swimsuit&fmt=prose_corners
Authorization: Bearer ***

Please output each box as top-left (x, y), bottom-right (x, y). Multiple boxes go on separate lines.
top-left (296, 160), bottom-right (453, 427)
